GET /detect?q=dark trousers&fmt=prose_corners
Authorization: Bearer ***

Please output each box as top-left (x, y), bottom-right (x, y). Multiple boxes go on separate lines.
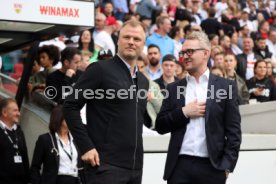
top-left (168, 155), bottom-right (226, 184)
top-left (56, 175), bottom-right (79, 184)
top-left (85, 163), bottom-right (142, 184)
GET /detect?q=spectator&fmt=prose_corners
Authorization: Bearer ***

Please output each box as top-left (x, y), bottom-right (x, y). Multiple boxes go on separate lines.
top-left (175, 61), bottom-right (187, 79)
top-left (155, 54), bottom-right (178, 90)
top-left (94, 16), bottom-right (116, 56)
top-left (230, 31), bottom-right (243, 55)
top-left (137, 57), bottom-right (164, 130)
top-left (239, 10), bottom-right (255, 33)
top-left (92, 13), bottom-right (106, 39)
top-left (210, 66), bottom-right (225, 77)
top-left (146, 16), bottom-right (174, 58)
top-left (254, 35), bottom-right (273, 59)
top-left (29, 45), bottom-right (60, 92)
top-left (145, 44), bottom-right (163, 80)
top-left (213, 52), bottom-right (225, 68)
top-left (266, 59), bottom-right (276, 85)
top-left (78, 30), bottom-right (99, 63)
top-left (46, 47), bottom-right (82, 103)
top-left (200, 7), bottom-right (224, 36)
top-left (220, 35), bottom-right (234, 54)
top-left (169, 26), bottom-right (185, 60)
top-left (209, 45), bottom-right (224, 67)
top-left (236, 37), bottom-right (262, 80)
top-left (224, 54), bottom-right (250, 104)
top-left (30, 105), bottom-right (83, 184)
top-left (266, 29), bottom-right (276, 59)
top-left (208, 34), bottom-right (219, 47)
top-left (111, 0), bottom-right (129, 21)
top-left (136, 0), bottom-right (163, 19)
top-left (246, 60), bottom-right (276, 102)
top-left (97, 49), bottom-right (113, 60)
top-left (0, 98), bottom-right (30, 184)
top-left (104, 2), bottom-right (115, 18)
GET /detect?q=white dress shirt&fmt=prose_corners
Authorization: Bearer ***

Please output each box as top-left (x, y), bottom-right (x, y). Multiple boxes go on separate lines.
top-left (56, 133), bottom-right (78, 177)
top-left (179, 69), bottom-right (209, 157)
top-left (0, 120), bottom-right (17, 131)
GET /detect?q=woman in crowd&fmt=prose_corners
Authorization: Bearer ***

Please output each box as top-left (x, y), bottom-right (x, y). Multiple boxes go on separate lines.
top-left (30, 105), bottom-right (83, 184)
top-left (246, 60), bottom-right (276, 102)
top-left (224, 54), bottom-right (249, 104)
top-left (169, 26), bottom-right (184, 60)
top-left (175, 61), bottom-right (187, 79)
top-left (78, 30), bottom-right (99, 63)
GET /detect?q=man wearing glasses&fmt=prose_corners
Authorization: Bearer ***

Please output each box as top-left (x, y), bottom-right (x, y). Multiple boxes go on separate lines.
top-left (156, 31), bottom-right (241, 184)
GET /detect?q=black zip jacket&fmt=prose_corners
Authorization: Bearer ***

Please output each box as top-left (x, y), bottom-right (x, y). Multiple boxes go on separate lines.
top-left (63, 55), bottom-right (149, 170)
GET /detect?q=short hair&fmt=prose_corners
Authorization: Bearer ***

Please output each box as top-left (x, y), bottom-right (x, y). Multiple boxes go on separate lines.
top-left (0, 98), bottom-right (17, 117)
top-left (147, 44), bottom-right (160, 52)
top-left (96, 12), bottom-right (106, 21)
top-left (61, 47), bottom-right (81, 64)
top-left (119, 20), bottom-right (146, 39)
top-left (208, 7), bottom-right (216, 17)
top-left (185, 31), bottom-right (211, 52)
top-left (169, 26), bottom-right (181, 39)
top-left (121, 20), bottom-right (145, 32)
top-left (156, 16), bottom-right (170, 28)
top-left (38, 45), bottom-right (60, 66)
top-left (48, 105), bottom-right (64, 134)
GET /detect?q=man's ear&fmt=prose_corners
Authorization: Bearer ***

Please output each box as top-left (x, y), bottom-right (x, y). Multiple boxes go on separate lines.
top-left (64, 59), bottom-right (70, 67)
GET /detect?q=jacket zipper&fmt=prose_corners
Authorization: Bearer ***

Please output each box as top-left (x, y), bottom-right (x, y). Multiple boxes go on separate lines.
top-left (132, 77), bottom-right (138, 170)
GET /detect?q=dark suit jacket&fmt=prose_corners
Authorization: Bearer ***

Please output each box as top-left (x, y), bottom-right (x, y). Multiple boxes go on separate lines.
top-left (30, 133), bottom-right (82, 184)
top-left (236, 53), bottom-right (262, 80)
top-left (155, 74), bottom-right (241, 180)
top-left (63, 55), bottom-right (150, 170)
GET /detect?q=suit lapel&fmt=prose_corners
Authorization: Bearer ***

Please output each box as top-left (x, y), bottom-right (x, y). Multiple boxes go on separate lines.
top-left (205, 74), bottom-right (217, 124)
top-left (177, 79), bottom-right (187, 107)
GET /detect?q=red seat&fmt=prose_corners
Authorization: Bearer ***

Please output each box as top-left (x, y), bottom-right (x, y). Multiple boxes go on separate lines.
top-left (10, 63), bottom-right (24, 80)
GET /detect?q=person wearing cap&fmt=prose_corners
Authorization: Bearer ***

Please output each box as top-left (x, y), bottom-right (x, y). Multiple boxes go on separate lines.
top-left (97, 49), bottom-right (113, 60)
top-left (154, 54), bottom-right (178, 91)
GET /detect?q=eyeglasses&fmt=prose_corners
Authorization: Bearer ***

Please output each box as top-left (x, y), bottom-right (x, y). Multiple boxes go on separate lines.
top-left (179, 48), bottom-right (205, 57)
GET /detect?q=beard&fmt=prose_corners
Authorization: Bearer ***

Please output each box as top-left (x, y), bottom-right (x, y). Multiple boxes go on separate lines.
top-left (149, 59), bottom-right (159, 66)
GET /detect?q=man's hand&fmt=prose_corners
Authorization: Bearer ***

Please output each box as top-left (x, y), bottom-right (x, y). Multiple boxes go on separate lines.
top-left (81, 148), bottom-right (100, 167)
top-left (65, 69), bottom-right (76, 78)
top-left (182, 100), bottom-right (206, 118)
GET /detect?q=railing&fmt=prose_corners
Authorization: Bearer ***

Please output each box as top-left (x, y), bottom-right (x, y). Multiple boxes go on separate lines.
top-left (0, 72), bottom-right (19, 97)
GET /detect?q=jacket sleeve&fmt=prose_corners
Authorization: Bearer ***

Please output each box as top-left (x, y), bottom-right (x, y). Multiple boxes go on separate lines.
top-left (155, 84), bottom-right (190, 134)
top-left (63, 62), bottom-right (103, 155)
top-left (30, 135), bottom-right (45, 184)
top-left (221, 80), bottom-right (242, 172)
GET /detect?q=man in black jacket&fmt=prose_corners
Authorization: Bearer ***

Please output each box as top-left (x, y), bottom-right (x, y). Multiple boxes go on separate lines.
top-left (46, 47), bottom-right (83, 104)
top-left (0, 98), bottom-right (30, 184)
top-left (63, 20), bottom-right (149, 184)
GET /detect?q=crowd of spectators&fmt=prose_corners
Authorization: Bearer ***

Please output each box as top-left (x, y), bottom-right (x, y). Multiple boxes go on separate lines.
top-left (3, 0), bottom-right (276, 104)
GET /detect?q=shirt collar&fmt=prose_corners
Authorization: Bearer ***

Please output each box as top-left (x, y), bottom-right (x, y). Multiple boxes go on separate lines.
top-left (186, 69), bottom-right (210, 83)
top-left (154, 32), bottom-right (169, 39)
top-left (117, 54), bottom-right (138, 78)
top-left (0, 120), bottom-right (17, 131)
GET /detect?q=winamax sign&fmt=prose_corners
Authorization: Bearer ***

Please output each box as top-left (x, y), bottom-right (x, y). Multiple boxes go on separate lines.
top-left (0, 0), bottom-right (94, 27)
